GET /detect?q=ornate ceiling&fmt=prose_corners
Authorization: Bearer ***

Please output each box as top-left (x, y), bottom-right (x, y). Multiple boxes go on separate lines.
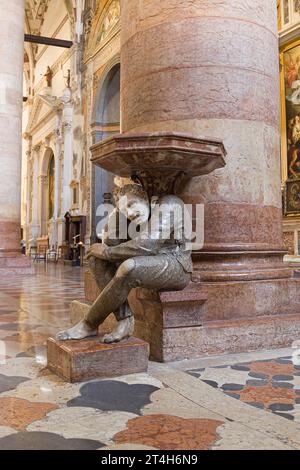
top-left (25, 0), bottom-right (51, 35)
top-left (25, 0), bottom-right (76, 35)
top-left (24, 0), bottom-right (75, 98)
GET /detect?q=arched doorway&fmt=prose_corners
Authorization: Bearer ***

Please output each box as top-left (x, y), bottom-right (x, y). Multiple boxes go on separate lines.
top-left (91, 62), bottom-right (120, 240)
top-left (48, 154), bottom-right (55, 221)
top-left (40, 148), bottom-right (55, 242)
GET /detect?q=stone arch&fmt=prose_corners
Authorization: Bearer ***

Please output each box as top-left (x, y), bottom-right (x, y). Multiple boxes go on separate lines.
top-left (40, 146), bottom-right (55, 237)
top-left (92, 56), bottom-right (121, 131)
top-left (91, 59), bottom-right (121, 240)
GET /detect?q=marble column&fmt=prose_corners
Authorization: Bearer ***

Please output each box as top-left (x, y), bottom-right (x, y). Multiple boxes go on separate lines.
top-left (0, 0), bottom-right (32, 273)
top-left (31, 146), bottom-right (41, 242)
top-left (121, 0), bottom-right (284, 272)
top-left (24, 136), bottom-right (32, 249)
top-left (120, 0), bottom-right (300, 356)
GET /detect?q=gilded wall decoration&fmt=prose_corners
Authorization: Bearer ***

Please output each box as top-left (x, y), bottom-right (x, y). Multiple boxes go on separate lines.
top-left (283, 42), bottom-right (300, 180)
top-left (281, 40), bottom-right (300, 214)
top-left (284, 180), bottom-right (300, 214)
top-left (48, 154), bottom-right (55, 220)
top-left (295, 0), bottom-right (300, 13)
top-left (96, 0), bottom-right (120, 45)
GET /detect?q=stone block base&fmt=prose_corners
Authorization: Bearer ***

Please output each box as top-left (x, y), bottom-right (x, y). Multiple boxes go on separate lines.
top-left (129, 286), bottom-right (208, 361)
top-left (82, 271), bottom-right (208, 362)
top-left (83, 269), bottom-right (300, 362)
top-left (47, 336), bottom-right (149, 383)
top-left (0, 255), bottom-right (34, 275)
top-left (161, 314), bottom-right (300, 361)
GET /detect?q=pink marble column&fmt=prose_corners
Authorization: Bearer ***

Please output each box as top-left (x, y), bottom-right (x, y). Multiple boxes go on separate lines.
top-left (117, 0), bottom-right (300, 358)
top-left (0, 0), bottom-right (32, 273)
top-left (121, 0), bottom-right (287, 282)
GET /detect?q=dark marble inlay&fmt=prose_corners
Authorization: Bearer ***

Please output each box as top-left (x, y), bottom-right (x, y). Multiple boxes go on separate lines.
top-left (221, 383), bottom-right (244, 391)
top-left (0, 432), bottom-right (103, 450)
top-left (223, 392), bottom-right (240, 399)
top-left (248, 372), bottom-right (269, 380)
top-left (255, 359), bottom-right (274, 363)
top-left (186, 371), bottom-right (201, 379)
top-left (246, 380), bottom-right (269, 387)
top-left (272, 382), bottom-right (294, 389)
top-left (0, 374), bottom-right (29, 393)
top-left (269, 403), bottom-right (294, 412)
top-left (275, 358), bottom-right (293, 365)
top-left (230, 365), bottom-right (250, 372)
top-left (273, 412), bottom-right (294, 421)
top-left (244, 402), bottom-right (264, 410)
top-left (202, 380), bottom-right (218, 388)
top-left (272, 375), bottom-right (294, 382)
top-left (67, 380), bottom-right (159, 415)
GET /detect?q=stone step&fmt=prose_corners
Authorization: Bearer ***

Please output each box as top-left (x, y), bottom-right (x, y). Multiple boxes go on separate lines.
top-left (47, 336), bottom-right (149, 383)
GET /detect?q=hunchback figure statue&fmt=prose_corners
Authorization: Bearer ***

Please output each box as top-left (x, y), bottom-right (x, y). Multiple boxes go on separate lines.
top-left (56, 183), bottom-right (192, 343)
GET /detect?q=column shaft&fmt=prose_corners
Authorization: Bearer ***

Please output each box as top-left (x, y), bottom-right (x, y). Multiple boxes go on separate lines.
top-left (0, 0), bottom-right (32, 273)
top-left (121, 0), bottom-right (283, 263)
top-left (0, 0), bottom-right (25, 255)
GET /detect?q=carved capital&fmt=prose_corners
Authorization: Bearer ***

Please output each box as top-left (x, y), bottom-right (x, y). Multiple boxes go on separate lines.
top-left (23, 132), bottom-right (32, 142)
top-left (26, 150), bottom-right (32, 162)
top-left (44, 136), bottom-right (51, 148)
top-left (33, 144), bottom-right (41, 154)
top-left (64, 121), bottom-right (72, 131)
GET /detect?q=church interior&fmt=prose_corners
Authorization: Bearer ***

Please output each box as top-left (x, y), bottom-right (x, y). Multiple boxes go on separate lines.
top-left (1, 0), bottom-right (300, 451)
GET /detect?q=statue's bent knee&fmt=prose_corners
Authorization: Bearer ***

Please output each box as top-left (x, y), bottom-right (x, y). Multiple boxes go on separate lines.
top-left (116, 259), bottom-right (136, 279)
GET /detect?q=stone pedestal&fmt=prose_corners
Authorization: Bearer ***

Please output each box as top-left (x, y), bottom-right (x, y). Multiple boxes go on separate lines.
top-left (82, 270), bottom-right (300, 361)
top-left (83, 271), bottom-right (208, 362)
top-left (47, 336), bottom-right (149, 383)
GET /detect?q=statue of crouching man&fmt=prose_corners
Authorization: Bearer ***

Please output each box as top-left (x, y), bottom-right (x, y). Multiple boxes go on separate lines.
top-left (56, 183), bottom-right (193, 343)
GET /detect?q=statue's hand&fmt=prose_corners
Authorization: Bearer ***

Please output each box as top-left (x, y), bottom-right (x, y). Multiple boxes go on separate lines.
top-left (86, 243), bottom-right (107, 260)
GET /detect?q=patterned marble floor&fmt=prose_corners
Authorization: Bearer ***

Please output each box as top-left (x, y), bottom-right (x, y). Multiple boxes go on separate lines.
top-left (1, 263), bottom-right (300, 450)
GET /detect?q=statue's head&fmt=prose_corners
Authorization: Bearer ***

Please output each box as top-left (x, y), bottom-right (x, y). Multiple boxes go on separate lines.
top-left (114, 184), bottom-right (150, 224)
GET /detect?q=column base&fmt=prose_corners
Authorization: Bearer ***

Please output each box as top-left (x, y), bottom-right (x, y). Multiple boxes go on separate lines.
top-left (192, 250), bottom-right (292, 282)
top-left (0, 253), bottom-right (34, 275)
top-left (83, 270), bottom-right (300, 362)
top-left (157, 313), bottom-right (300, 362)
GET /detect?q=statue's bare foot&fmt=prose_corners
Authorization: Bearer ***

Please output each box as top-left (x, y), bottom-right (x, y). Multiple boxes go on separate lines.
top-left (102, 317), bottom-right (135, 344)
top-left (56, 319), bottom-right (97, 341)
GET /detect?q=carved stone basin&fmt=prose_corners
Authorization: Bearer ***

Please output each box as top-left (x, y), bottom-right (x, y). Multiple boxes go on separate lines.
top-left (90, 132), bottom-right (227, 190)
